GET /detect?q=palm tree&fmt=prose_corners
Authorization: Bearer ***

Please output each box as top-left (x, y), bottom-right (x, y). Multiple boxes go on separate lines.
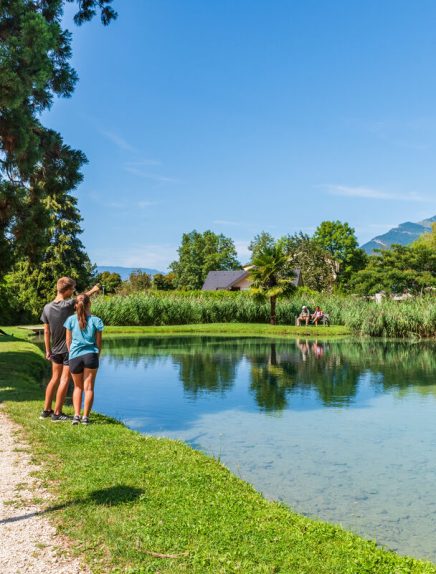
top-left (250, 243), bottom-right (296, 325)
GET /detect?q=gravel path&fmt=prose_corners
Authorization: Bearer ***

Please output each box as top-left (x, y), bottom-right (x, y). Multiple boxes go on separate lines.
top-left (0, 409), bottom-right (89, 574)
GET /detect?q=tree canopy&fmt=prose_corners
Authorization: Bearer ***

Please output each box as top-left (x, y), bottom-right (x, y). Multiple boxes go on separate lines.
top-left (278, 232), bottom-right (337, 292)
top-left (0, 1), bottom-right (117, 319)
top-left (313, 221), bottom-right (366, 286)
top-left (170, 230), bottom-right (240, 290)
top-left (351, 243), bottom-right (436, 295)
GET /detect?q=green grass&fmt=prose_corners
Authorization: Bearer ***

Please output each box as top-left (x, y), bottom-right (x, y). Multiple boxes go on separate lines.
top-left (103, 323), bottom-right (350, 337)
top-left (2, 336), bottom-right (436, 573)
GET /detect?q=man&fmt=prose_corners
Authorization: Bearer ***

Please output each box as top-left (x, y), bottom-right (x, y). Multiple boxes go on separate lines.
top-left (297, 306), bottom-right (310, 326)
top-left (40, 277), bottom-right (100, 421)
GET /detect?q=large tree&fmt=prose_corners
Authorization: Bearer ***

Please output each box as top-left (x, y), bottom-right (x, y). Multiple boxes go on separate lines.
top-left (313, 220), bottom-right (367, 287)
top-left (170, 230), bottom-right (240, 290)
top-left (351, 243), bottom-right (436, 295)
top-left (278, 232), bottom-right (338, 292)
top-left (0, 0), bottom-right (117, 278)
top-left (250, 242), bottom-right (296, 325)
top-left (248, 231), bottom-right (275, 261)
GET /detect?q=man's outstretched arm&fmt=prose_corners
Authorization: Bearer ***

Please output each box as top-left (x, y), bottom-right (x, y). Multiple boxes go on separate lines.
top-left (84, 284), bottom-right (101, 297)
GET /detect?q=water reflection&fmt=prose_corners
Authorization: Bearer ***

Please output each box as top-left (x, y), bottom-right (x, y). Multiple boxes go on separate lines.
top-left (102, 336), bottom-right (436, 411)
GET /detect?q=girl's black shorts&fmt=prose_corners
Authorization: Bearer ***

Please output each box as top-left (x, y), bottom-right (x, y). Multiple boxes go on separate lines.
top-left (69, 353), bottom-right (99, 374)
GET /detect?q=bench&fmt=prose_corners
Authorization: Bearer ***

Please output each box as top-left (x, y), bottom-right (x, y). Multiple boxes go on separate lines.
top-left (20, 325), bottom-right (45, 336)
top-left (295, 313), bottom-right (330, 326)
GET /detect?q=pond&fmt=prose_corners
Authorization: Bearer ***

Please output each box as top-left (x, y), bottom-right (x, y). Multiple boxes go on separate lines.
top-left (95, 336), bottom-right (436, 562)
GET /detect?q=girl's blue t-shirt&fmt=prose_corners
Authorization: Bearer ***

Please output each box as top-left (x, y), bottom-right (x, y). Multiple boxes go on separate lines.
top-left (63, 315), bottom-right (104, 359)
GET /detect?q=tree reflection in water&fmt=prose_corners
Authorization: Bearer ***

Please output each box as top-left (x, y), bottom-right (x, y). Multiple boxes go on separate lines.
top-left (102, 337), bottom-right (436, 412)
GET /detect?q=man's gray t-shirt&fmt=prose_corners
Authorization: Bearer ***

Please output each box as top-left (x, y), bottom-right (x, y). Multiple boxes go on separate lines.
top-left (40, 300), bottom-right (76, 355)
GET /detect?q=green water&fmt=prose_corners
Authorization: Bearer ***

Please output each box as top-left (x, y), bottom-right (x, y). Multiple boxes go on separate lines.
top-left (96, 336), bottom-right (436, 561)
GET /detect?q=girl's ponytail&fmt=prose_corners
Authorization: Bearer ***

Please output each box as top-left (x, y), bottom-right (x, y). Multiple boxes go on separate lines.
top-left (75, 294), bottom-right (90, 330)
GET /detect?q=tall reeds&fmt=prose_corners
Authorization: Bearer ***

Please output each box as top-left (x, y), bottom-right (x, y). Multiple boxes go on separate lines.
top-left (92, 291), bottom-right (436, 337)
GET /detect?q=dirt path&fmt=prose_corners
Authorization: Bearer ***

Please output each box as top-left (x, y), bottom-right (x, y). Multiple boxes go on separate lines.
top-left (0, 409), bottom-right (89, 574)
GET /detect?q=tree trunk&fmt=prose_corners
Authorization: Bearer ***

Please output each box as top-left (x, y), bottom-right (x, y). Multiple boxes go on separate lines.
top-left (270, 296), bottom-right (277, 325)
top-left (269, 343), bottom-right (277, 366)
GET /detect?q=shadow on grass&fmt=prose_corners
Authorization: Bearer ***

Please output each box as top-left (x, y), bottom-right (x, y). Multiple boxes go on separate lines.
top-left (0, 485), bottom-right (145, 525)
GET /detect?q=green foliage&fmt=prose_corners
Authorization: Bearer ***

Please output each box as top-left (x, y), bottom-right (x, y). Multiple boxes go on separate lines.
top-left (313, 220), bottom-right (367, 286)
top-left (0, 1), bottom-right (116, 278)
top-left (96, 271), bottom-right (122, 294)
top-left (152, 272), bottom-right (176, 290)
top-left (248, 231), bottom-right (275, 260)
top-left (413, 222), bottom-right (436, 250)
top-left (91, 291), bottom-right (436, 338)
top-left (170, 230), bottom-right (240, 290)
top-left (351, 244), bottom-right (436, 295)
top-left (128, 270), bottom-right (151, 290)
top-left (250, 241), bottom-right (296, 324)
top-left (278, 232), bottom-right (337, 292)
top-left (2, 164), bottom-right (94, 320)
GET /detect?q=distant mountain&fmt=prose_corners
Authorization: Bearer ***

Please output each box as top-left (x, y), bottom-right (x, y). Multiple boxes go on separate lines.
top-left (361, 215), bottom-right (436, 254)
top-left (96, 266), bottom-right (162, 281)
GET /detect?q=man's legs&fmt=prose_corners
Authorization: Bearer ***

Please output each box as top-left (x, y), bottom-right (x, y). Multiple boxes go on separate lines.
top-left (53, 365), bottom-right (71, 415)
top-left (43, 362), bottom-right (63, 411)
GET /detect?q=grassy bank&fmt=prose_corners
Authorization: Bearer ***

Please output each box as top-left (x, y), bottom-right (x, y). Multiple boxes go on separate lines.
top-left (92, 291), bottom-right (436, 338)
top-left (1, 335), bottom-right (436, 573)
top-left (103, 323), bottom-right (349, 337)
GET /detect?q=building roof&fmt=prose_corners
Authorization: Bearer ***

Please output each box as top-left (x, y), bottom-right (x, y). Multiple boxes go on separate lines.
top-left (202, 270), bottom-right (249, 290)
top-left (202, 268), bottom-right (302, 290)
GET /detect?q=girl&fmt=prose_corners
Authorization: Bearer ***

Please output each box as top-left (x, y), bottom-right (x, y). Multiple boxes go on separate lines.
top-left (64, 294), bottom-right (104, 425)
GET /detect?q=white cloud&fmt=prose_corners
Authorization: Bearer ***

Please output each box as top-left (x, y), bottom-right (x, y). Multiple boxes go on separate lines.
top-left (99, 129), bottom-right (137, 153)
top-left (125, 159), bottom-right (162, 167)
top-left (124, 165), bottom-right (180, 184)
top-left (323, 184), bottom-right (429, 202)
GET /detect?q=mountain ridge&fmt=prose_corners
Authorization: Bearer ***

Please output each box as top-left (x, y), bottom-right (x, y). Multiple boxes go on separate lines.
top-left (361, 215), bottom-right (436, 254)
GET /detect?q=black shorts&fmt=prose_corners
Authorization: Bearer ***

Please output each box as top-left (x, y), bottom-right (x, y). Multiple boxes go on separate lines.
top-left (51, 352), bottom-right (69, 366)
top-left (69, 353), bottom-right (99, 374)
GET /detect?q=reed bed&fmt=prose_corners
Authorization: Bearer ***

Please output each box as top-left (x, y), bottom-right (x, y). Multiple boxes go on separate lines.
top-left (92, 291), bottom-right (436, 338)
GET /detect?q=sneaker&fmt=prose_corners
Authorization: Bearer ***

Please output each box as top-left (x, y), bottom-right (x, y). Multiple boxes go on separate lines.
top-left (72, 415), bottom-right (81, 425)
top-left (81, 416), bottom-right (90, 425)
top-left (39, 409), bottom-right (54, 419)
top-left (51, 412), bottom-right (70, 422)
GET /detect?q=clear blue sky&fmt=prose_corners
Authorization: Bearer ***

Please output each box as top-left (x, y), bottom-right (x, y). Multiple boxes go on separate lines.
top-left (44, 0), bottom-right (436, 271)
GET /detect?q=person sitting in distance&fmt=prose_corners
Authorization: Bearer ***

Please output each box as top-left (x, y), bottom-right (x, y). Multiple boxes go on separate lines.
top-left (311, 306), bottom-right (324, 325)
top-left (297, 305), bottom-right (311, 326)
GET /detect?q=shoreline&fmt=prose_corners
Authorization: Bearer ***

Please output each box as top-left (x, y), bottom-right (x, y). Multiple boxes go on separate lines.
top-left (1, 333), bottom-right (436, 573)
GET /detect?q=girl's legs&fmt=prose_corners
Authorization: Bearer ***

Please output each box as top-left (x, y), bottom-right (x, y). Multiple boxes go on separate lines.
top-left (83, 368), bottom-right (98, 418)
top-left (71, 372), bottom-right (84, 416)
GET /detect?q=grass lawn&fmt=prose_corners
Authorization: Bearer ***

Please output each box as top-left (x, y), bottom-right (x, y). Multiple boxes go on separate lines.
top-left (98, 323), bottom-right (349, 338)
top-left (1, 332), bottom-right (435, 573)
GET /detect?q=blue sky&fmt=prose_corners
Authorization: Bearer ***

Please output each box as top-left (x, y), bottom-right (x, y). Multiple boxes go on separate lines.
top-left (44, 0), bottom-right (436, 271)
